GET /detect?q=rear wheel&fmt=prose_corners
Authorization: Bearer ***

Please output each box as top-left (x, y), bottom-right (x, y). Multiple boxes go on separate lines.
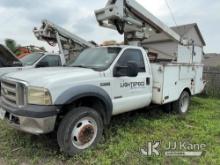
top-left (172, 91), bottom-right (190, 115)
top-left (57, 107), bottom-right (103, 156)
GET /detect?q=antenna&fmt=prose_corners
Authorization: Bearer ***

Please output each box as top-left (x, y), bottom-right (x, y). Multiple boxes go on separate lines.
top-left (164, 0), bottom-right (178, 27)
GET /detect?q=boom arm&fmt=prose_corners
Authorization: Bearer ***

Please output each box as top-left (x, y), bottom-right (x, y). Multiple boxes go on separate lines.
top-left (33, 20), bottom-right (96, 61)
top-left (95, 0), bottom-right (181, 44)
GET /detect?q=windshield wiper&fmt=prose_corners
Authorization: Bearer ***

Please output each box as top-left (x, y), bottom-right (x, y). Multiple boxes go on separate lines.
top-left (72, 65), bottom-right (89, 68)
top-left (71, 65), bottom-right (96, 70)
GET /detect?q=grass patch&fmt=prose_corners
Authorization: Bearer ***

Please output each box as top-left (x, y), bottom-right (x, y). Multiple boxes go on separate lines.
top-left (0, 97), bottom-right (220, 165)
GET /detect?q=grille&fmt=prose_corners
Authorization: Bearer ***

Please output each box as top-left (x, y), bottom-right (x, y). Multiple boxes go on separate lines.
top-left (1, 79), bottom-right (26, 107)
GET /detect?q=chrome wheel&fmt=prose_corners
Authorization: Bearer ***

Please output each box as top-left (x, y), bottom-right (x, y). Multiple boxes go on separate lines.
top-left (71, 117), bottom-right (98, 150)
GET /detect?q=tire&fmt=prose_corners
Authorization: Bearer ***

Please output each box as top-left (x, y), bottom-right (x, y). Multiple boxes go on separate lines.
top-left (57, 107), bottom-right (103, 156)
top-left (172, 91), bottom-right (190, 115)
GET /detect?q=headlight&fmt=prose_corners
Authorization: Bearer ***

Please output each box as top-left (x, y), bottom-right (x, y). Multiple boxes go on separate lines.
top-left (28, 86), bottom-right (52, 105)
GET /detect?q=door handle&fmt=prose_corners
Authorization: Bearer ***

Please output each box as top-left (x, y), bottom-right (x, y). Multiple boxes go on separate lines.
top-left (146, 77), bottom-right (150, 85)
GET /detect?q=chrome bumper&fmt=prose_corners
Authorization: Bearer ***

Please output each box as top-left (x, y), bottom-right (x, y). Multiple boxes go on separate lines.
top-left (5, 113), bottom-right (56, 135)
top-left (0, 97), bottom-right (58, 135)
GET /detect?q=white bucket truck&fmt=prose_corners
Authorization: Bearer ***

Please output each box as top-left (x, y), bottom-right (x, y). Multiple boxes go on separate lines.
top-left (0, 0), bottom-right (205, 155)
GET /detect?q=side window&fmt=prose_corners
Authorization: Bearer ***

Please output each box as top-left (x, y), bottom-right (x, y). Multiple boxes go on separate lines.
top-left (117, 49), bottom-right (145, 72)
top-left (39, 55), bottom-right (61, 67)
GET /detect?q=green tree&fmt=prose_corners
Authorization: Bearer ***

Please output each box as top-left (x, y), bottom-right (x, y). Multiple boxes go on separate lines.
top-left (4, 39), bottom-right (17, 53)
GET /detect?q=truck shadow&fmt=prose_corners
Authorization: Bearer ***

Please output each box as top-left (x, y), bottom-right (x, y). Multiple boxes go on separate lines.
top-left (111, 105), bottom-right (168, 124)
top-left (104, 105), bottom-right (174, 135)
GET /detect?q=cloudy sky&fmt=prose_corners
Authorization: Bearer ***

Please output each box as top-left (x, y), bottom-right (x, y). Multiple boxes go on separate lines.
top-left (0, 0), bottom-right (219, 53)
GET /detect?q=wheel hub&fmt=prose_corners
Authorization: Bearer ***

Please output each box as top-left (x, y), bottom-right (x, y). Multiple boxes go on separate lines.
top-left (78, 125), bottom-right (95, 145)
top-left (71, 117), bottom-right (98, 149)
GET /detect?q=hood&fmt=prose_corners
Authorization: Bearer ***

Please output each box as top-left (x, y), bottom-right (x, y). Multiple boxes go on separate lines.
top-left (0, 67), bottom-right (23, 78)
top-left (4, 67), bottom-right (100, 86)
top-left (0, 44), bottom-right (22, 67)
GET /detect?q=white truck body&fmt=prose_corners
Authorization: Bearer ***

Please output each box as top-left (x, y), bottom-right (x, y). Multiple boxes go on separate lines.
top-left (0, 46), bottom-right (205, 156)
top-left (1, 46), bottom-right (152, 114)
top-left (0, 46), bottom-right (205, 117)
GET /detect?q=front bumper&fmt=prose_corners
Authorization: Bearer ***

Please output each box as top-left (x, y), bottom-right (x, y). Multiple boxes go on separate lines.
top-left (0, 97), bottom-right (59, 135)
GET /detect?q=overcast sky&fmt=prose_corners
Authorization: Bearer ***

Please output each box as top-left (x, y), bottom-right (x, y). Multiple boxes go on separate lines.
top-left (0, 0), bottom-right (219, 53)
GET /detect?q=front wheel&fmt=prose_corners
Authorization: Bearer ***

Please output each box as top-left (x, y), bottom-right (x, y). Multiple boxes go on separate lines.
top-left (57, 107), bottom-right (103, 156)
top-left (172, 91), bottom-right (191, 115)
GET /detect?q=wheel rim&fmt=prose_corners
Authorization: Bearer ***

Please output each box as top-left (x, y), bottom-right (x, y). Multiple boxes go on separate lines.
top-left (180, 94), bottom-right (189, 113)
top-left (71, 116), bottom-right (98, 150)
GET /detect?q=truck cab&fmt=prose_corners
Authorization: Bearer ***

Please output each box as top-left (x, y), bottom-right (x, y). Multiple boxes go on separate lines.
top-left (0, 44), bottom-right (65, 78)
top-left (20, 52), bottom-right (64, 68)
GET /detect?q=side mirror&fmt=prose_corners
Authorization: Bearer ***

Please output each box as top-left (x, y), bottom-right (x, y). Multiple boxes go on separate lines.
top-left (113, 61), bottom-right (138, 77)
top-left (36, 61), bottom-right (49, 68)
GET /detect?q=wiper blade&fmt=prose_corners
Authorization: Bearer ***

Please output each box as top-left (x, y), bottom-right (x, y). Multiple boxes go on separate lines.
top-left (72, 65), bottom-right (97, 70)
top-left (72, 65), bottom-right (90, 68)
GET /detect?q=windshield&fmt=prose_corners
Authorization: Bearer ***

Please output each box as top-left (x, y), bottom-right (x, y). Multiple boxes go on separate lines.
top-left (68, 47), bottom-right (121, 70)
top-left (20, 53), bottom-right (44, 66)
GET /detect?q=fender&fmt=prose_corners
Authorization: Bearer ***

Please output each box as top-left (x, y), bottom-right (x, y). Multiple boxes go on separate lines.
top-left (54, 85), bottom-right (113, 124)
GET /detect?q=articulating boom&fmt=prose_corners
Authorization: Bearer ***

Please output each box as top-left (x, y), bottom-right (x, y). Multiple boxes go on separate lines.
top-left (33, 20), bottom-right (96, 61)
top-left (95, 0), bottom-right (181, 45)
